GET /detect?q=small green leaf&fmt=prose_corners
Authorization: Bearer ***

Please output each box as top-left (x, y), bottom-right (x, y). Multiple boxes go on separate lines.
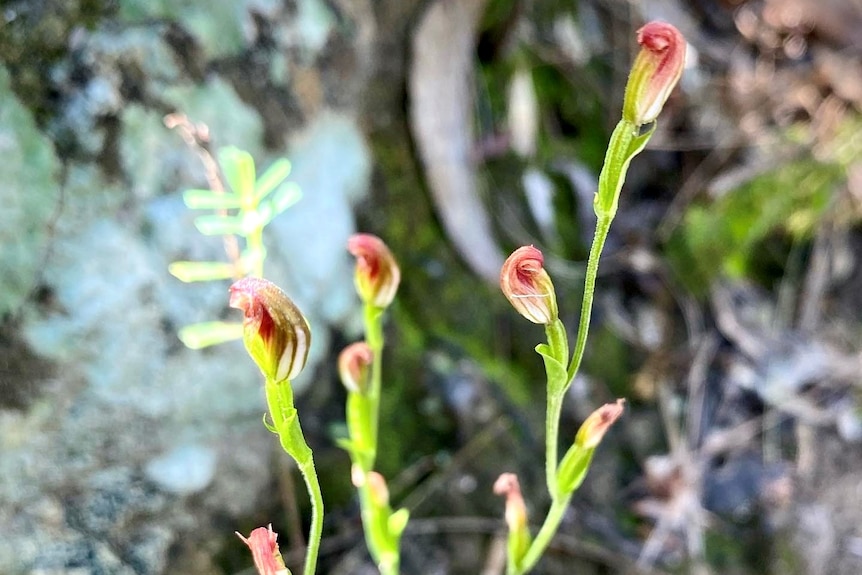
top-left (193, 214), bottom-right (246, 236)
top-left (169, 260), bottom-right (237, 283)
top-left (253, 203), bottom-right (274, 228)
top-left (536, 344), bottom-right (568, 397)
top-left (388, 508), bottom-right (410, 539)
top-left (178, 321), bottom-right (243, 349)
top-left (182, 189), bottom-right (242, 210)
top-left (269, 183), bottom-right (302, 216)
top-left (219, 147), bottom-right (256, 198)
top-left (254, 158), bottom-right (292, 201)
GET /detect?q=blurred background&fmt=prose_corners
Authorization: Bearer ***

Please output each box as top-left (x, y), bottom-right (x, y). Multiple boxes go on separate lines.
top-left (2, 0), bottom-right (862, 573)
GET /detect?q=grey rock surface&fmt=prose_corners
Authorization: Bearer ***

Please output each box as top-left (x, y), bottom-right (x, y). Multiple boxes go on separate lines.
top-left (0, 0), bottom-right (376, 572)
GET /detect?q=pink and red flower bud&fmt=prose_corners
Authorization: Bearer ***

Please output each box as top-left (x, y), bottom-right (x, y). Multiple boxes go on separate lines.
top-left (338, 342), bottom-right (373, 394)
top-left (347, 234), bottom-right (401, 308)
top-left (235, 524), bottom-right (289, 575)
top-left (493, 473), bottom-right (528, 535)
top-left (500, 246), bottom-right (558, 325)
top-left (229, 277), bottom-right (311, 383)
top-left (575, 398), bottom-right (626, 449)
top-left (622, 21), bottom-right (686, 126)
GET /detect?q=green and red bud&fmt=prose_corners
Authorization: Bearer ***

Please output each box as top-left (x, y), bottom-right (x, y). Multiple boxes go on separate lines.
top-left (229, 277), bottom-right (311, 383)
top-left (556, 399), bottom-right (625, 496)
top-left (235, 524), bottom-right (290, 575)
top-left (348, 234), bottom-right (401, 308)
top-left (494, 472), bottom-right (531, 565)
top-left (493, 472), bottom-right (528, 535)
top-left (575, 398), bottom-right (626, 449)
top-left (339, 342), bottom-right (373, 394)
top-left (622, 21), bottom-right (686, 126)
top-left (500, 246), bottom-right (558, 325)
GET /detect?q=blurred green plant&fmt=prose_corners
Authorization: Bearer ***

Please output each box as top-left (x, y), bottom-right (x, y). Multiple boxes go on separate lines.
top-left (668, 114), bottom-right (862, 293)
top-left (338, 234), bottom-right (408, 575)
top-left (168, 144), bottom-right (301, 349)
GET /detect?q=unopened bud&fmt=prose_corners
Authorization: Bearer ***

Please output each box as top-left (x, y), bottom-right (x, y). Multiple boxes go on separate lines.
top-left (229, 277), bottom-right (311, 383)
top-left (500, 246), bottom-right (558, 325)
top-left (575, 398), bottom-right (625, 449)
top-left (235, 524), bottom-right (290, 575)
top-left (338, 342), bottom-right (373, 394)
top-left (622, 21), bottom-right (686, 126)
top-left (493, 473), bottom-right (528, 535)
top-left (347, 234), bottom-right (401, 308)
top-left (494, 472), bottom-right (531, 565)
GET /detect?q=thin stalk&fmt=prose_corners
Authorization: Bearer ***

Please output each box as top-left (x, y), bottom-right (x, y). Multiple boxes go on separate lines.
top-left (358, 481), bottom-right (385, 565)
top-left (298, 458), bottom-right (324, 575)
top-left (543, 320), bottom-right (570, 495)
top-left (363, 303), bottom-right (385, 465)
top-left (516, 495), bottom-right (572, 574)
top-left (545, 392), bottom-right (563, 496)
top-left (566, 215), bottom-right (612, 385)
top-left (265, 379), bottom-right (323, 575)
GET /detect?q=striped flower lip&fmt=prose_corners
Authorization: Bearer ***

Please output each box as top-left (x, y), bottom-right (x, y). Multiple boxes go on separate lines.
top-left (229, 277), bottom-right (311, 382)
top-left (500, 245), bottom-right (558, 325)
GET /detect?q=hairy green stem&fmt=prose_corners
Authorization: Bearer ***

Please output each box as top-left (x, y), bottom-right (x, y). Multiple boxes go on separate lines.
top-left (265, 379), bottom-right (323, 575)
top-left (299, 458), bottom-right (324, 575)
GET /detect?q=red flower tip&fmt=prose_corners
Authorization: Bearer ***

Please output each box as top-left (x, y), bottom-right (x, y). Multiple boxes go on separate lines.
top-left (500, 246), bottom-right (558, 325)
top-left (493, 472), bottom-right (529, 534)
top-left (347, 233), bottom-right (401, 308)
top-left (229, 277), bottom-right (311, 382)
top-left (338, 341), bottom-right (373, 394)
top-left (623, 21), bottom-right (686, 125)
top-left (575, 398), bottom-right (626, 449)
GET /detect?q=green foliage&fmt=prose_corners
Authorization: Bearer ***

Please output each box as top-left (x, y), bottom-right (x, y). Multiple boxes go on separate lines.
top-left (170, 146), bottom-right (300, 348)
top-left (668, 157), bottom-right (842, 293)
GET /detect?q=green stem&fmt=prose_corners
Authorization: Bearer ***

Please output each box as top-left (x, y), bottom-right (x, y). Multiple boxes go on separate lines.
top-left (545, 392), bottom-right (564, 496)
top-left (515, 496), bottom-right (572, 575)
top-left (299, 458), bottom-right (324, 575)
top-left (264, 379), bottom-right (323, 575)
top-left (543, 320), bottom-right (569, 494)
top-left (357, 482), bottom-right (384, 563)
top-left (363, 303), bottom-right (385, 466)
top-left (566, 215), bottom-right (612, 386)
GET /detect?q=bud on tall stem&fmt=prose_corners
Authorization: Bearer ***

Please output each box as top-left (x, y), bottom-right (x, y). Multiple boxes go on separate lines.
top-left (339, 342), bottom-right (373, 394)
top-left (229, 277), bottom-right (311, 383)
top-left (500, 246), bottom-right (558, 325)
top-left (575, 398), bottom-right (626, 449)
top-left (348, 234), bottom-right (401, 309)
top-left (622, 21), bottom-right (686, 126)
